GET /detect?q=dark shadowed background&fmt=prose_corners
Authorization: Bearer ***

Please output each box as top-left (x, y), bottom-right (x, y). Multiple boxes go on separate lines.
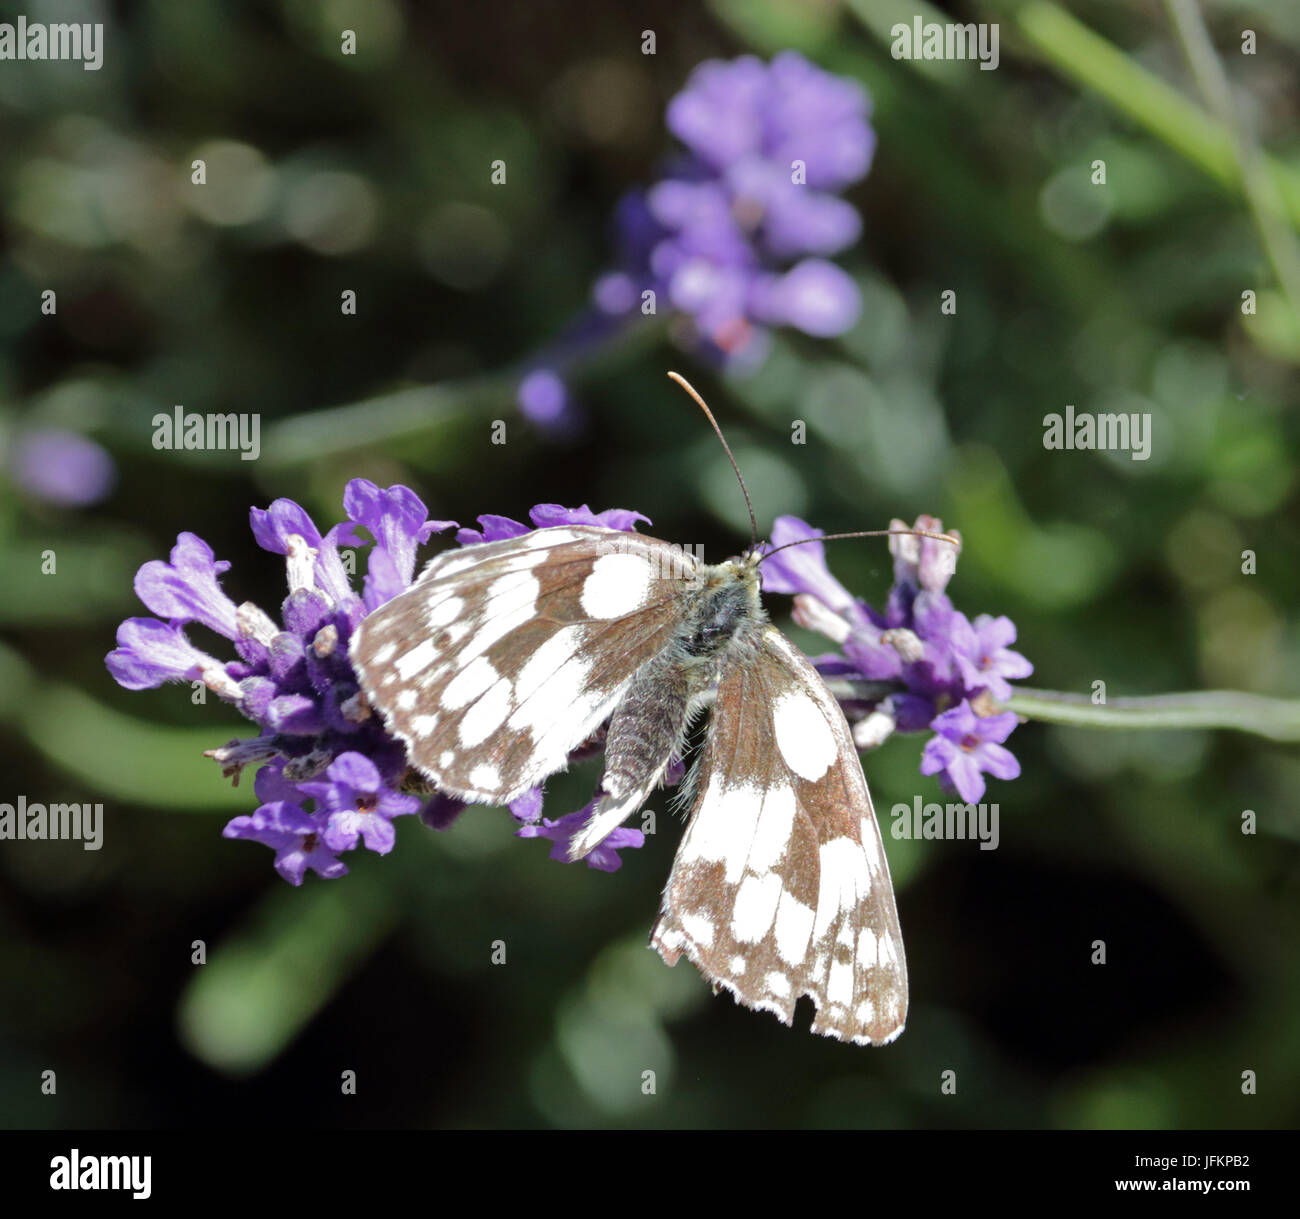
top-left (1, 0), bottom-right (1298, 1129)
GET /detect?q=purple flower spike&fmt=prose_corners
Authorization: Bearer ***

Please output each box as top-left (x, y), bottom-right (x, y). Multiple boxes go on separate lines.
top-left (298, 751), bottom-right (420, 855)
top-left (110, 482), bottom-right (666, 884)
top-left (9, 427), bottom-right (117, 507)
top-left (761, 511), bottom-right (1029, 795)
top-left (516, 801), bottom-right (645, 873)
top-left (597, 52), bottom-right (873, 369)
top-left (920, 702), bottom-right (1022, 804)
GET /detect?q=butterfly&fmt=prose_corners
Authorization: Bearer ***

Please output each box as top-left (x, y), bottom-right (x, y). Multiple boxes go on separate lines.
top-left (350, 376), bottom-right (917, 1046)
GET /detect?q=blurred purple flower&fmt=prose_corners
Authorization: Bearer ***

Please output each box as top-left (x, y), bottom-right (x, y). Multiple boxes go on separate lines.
top-left (528, 51), bottom-right (874, 421)
top-left (107, 490), bottom-right (649, 880)
top-left (763, 513), bottom-right (1031, 799)
top-left (601, 51), bottom-right (872, 366)
top-left (517, 369), bottom-right (571, 427)
top-left (8, 427), bottom-right (116, 507)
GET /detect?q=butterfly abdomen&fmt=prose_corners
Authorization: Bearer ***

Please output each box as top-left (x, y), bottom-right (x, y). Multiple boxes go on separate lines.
top-left (601, 652), bottom-right (691, 799)
top-left (601, 562), bottom-right (762, 801)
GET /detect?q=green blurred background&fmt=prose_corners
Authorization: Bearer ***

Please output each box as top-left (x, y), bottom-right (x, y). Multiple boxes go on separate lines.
top-left (2, 0), bottom-right (1298, 1128)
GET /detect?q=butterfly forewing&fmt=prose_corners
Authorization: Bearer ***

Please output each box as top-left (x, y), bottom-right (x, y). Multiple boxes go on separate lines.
top-left (352, 527), bottom-right (699, 803)
top-left (650, 626), bottom-right (908, 1045)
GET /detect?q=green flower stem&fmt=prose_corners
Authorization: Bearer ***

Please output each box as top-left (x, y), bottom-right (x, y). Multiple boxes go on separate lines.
top-left (260, 374), bottom-right (513, 469)
top-left (260, 315), bottom-right (670, 470)
top-left (821, 674), bottom-right (1300, 741)
top-left (1165, 0), bottom-right (1300, 320)
top-left (843, 0), bottom-right (1300, 231)
top-left (1005, 687), bottom-right (1300, 742)
top-left (1012, 0), bottom-right (1300, 230)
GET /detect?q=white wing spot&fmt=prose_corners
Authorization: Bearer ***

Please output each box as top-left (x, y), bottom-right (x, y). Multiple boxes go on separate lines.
top-left (679, 911), bottom-right (715, 948)
top-left (497, 548), bottom-right (549, 572)
top-left (425, 595), bottom-right (463, 628)
top-left (432, 552), bottom-right (478, 579)
top-left (677, 779), bottom-right (762, 884)
top-left (773, 893), bottom-right (815, 965)
top-left (856, 927), bottom-right (879, 968)
top-left (528, 685), bottom-right (622, 777)
top-left (859, 816), bottom-right (883, 868)
top-left (487, 570), bottom-right (540, 608)
top-left (394, 638), bottom-right (438, 681)
top-left (522, 527), bottom-right (581, 549)
top-left (813, 838), bottom-right (871, 941)
top-left (746, 784), bottom-right (795, 874)
top-left (369, 641), bottom-right (396, 666)
top-left (411, 713), bottom-right (439, 737)
top-left (458, 678), bottom-right (513, 747)
top-left (469, 762), bottom-right (501, 790)
top-left (827, 959), bottom-right (854, 1007)
top-left (765, 971), bottom-right (792, 998)
top-left (731, 871), bottom-right (784, 944)
top-left (579, 552), bottom-right (653, 619)
top-left (460, 598), bottom-right (537, 664)
top-left (439, 750), bottom-right (454, 768)
top-left (513, 626), bottom-right (586, 707)
top-left (395, 689), bottom-right (417, 712)
top-left (509, 638), bottom-right (593, 734)
top-left (772, 689), bottom-right (838, 781)
top-left (442, 655), bottom-right (498, 709)
top-left (728, 954), bottom-right (748, 976)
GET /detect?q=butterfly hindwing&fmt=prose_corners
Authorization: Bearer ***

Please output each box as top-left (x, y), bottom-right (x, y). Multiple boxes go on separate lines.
top-left (352, 526), bottom-right (698, 803)
top-left (650, 625), bottom-right (908, 1046)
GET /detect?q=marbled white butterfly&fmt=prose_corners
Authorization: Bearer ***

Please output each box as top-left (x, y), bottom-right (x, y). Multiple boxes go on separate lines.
top-left (351, 374), bottom-right (951, 1046)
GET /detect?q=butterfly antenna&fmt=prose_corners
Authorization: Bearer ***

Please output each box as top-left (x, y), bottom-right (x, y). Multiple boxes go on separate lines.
top-left (759, 527), bottom-right (961, 564)
top-left (667, 371), bottom-right (759, 550)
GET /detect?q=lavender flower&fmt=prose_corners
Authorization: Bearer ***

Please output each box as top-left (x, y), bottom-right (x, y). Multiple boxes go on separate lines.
top-left (456, 503), bottom-right (650, 547)
top-left (7, 426), bottom-right (116, 507)
top-left (106, 483), bottom-right (648, 881)
top-left (596, 52), bottom-right (872, 365)
top-left (520, 51), bottom-right (874, 423)
top-left (762, 513), bottom-right (1032, 800)
top-left (516, 799), bottom-right (647, 874)
top-left (920, 703), bottom-right (1022, 804)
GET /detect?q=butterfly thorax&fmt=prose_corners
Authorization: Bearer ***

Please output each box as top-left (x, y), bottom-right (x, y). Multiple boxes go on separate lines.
top-left (600, 553), bottom-right (765, 801)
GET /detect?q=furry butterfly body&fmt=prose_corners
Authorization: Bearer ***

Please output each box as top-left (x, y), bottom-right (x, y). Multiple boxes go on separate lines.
top-left (351, 523), bottom-right (908, 1045)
